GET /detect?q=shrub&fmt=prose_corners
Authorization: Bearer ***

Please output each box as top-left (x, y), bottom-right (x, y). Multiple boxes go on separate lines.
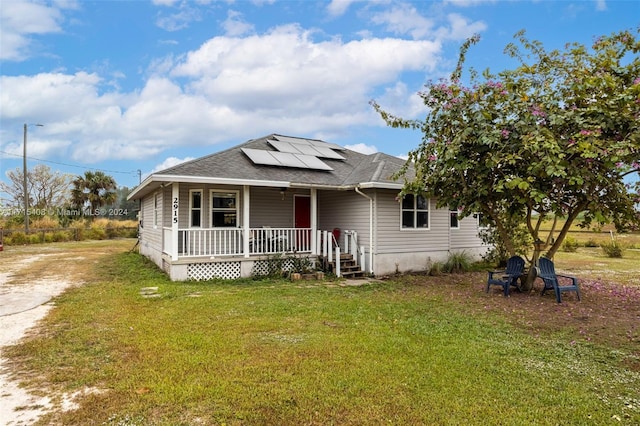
top-left (601, 241), bottom-right (624, 258)
top-left (444, 251), bottom-right (472, 274)
top-left (290, 255), bottom-right (314, 274)
top-left (87, 224), bottom-right (107, 240)
top-left (31, 216), bottom-right (59, 230)
top-left (584, 238), bottom-right (599, 248)
top-left (428, 261), bottom-right (445, 276)
top-left (562, 236), bottom-right (580, 252)
top-left (252, 253), bottom-right (287, 278)
top-left (51, 230), bottom-right (72, 242)
top-left (6, 231), bottom-right (27, 245)
top-left (68, 221), bottom-right (86, 241)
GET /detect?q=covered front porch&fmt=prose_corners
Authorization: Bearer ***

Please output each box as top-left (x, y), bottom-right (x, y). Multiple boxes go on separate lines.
top-left (155, 182), bottom-right (365, 280)
top-left (160, 183), bottom-right (319, 259)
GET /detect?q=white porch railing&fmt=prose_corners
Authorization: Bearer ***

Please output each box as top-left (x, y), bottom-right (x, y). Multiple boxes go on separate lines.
top-left (317, 229), bottom-right (365, 277)
top-left (179, 228), bottom-right (243, 257)
top-left (249, 228), bottom-right (312, 255)
top-left (164, 227), bottom-right (312, 258)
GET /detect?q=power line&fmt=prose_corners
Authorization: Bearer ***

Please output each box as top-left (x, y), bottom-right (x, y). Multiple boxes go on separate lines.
top-left (0, 150), bottom-right (139, 176)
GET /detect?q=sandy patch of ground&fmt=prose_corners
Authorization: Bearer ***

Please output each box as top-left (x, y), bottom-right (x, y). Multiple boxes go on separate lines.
top-left (0, 240), bottom-right (134, 425)
top-left (0, 254), bottom-right (80, 424)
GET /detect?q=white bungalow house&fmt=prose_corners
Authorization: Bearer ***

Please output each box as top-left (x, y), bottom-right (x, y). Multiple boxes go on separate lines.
top-left (127, 134), bottom-right (487, 281)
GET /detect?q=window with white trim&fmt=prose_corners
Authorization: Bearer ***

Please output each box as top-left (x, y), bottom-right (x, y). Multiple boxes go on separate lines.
top-left (450, 211), bottom-right (460, 229)
top-left (211, 190), bottom-right (238, 227)
top-left (401, 194), bottom-right (429, 229)
top-left (477, 213), bottom-right (490, 229)
top-left (153, 192), bottom-right (160, 227)
top-left (190, 190), bottom-right (202, 227)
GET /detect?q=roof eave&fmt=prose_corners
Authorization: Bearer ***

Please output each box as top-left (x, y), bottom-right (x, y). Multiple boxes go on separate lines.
top-left (357, 182), bottom-right (404, 190)
top-left (127, 174), bottom-right (292, 200)
top-left (127, 175), bottom-right (404, 201)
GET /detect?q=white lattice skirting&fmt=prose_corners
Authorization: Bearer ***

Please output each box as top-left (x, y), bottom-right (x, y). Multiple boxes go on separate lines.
top-left (188, 262), bottom-right (241, 280)
top-left (251, 258), bottom-right (296, 276)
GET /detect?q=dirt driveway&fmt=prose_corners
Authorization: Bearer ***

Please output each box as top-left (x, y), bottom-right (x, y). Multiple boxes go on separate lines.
top-left (0, 240), bottom-right (135, 425)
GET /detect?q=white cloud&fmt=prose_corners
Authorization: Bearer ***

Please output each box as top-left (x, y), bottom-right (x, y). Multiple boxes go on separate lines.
top-left (222, 10), bottom-right (255, 36)
top-left (172, 25), bottom-right (440, 115)
top-left (0, 0), bottom-right (66, 61)
top-left (1, 21), bottom-right (442, 165)
top-left (327, 0), bottom-right (357, 17)
top-left (155, 5), bottom-right (202, 31)
top-left (370, 3), bottom-right (486, 41)
top-left (376, 81), bottom-right (428, 120)
top-left (344, 143), bottom-right (378, 155)
top-left (2, 137), bottom-right (72, 161)
top-left (151, 0), bottom-right (181, 6)
top-left (371, 3), bottom-right (435, 39)
top-left (595, 0), bottom-right (607, 11)
top-left (444, 0), bottom-right (497, 7)
top-left (436, 13), bottom-right (487, 41)
top-left (147, 156), bottom-right (196, 176)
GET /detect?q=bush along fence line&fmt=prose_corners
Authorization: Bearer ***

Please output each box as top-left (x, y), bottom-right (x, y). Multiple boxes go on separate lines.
top-left (0, 225), bottom-right (138, 246)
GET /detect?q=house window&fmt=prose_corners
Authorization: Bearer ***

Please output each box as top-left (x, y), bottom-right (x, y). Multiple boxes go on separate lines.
top-left (401, 194), bottom-right (429, 229)
top-left (211, 191), bottom-right (238, 227)
top-left (450, 211), bottom-right (460, 229)
top-left (153, 193), bottom-right (160, 227)
top-left (190, 190), bottom-right (202, 227)
top-left (477, 213), bottom-right (490, 229)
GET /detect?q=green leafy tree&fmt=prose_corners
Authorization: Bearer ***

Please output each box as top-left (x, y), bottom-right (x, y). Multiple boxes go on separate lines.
top-left (104, 186), bottom-right (138, 220)
top-left (372, 29), bottom-right (640, 289)
top-left (71, 171), bottom-right (117, 219)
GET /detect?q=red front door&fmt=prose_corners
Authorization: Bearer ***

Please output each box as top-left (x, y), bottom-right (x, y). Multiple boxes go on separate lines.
top-left (294, 195), bottom-right (311, 250)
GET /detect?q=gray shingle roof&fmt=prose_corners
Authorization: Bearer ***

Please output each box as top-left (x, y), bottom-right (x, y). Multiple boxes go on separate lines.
top-left (130, 134), bottom-right (413, 200)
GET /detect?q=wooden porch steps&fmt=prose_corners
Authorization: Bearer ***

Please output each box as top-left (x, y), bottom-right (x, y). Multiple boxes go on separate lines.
top-left (322, 253), bottom-right (365, 278)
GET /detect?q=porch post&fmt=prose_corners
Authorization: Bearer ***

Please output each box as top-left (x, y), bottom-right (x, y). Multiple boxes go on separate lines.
top-left (171, 183), bottom-right (179, 261)
top-left (243, 185), bottom-right (250, 258)
top-left (310, 188), bottom-right (317, 255)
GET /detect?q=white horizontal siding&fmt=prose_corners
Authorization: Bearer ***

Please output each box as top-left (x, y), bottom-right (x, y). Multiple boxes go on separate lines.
top-left (318, 189), bottom-right (371, 246)
top-left (250, 187), bottom-right (304, 228)
top-left (450, 215), bottom-right (484, 250)
top-left (139, 193), bottom-right (162, 258)
top-left (375, 190), bottom-right (449, 254)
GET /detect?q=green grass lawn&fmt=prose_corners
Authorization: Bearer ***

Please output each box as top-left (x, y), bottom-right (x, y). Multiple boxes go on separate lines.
top-left (7, 250), bottom-right (640, 425)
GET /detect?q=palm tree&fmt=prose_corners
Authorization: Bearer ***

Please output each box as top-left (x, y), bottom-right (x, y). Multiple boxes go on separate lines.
top-left (71, 171), bottom-right (117, 219)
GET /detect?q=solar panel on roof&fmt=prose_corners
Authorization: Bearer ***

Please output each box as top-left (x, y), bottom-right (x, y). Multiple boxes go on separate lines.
top-left (273, 135), bottom-right (344, 151)
top-left (267, 139), bottom-right (303, 154)
top-left (296, 154), bottom-right (334, 170)
top-left (313, 146), bottom-right (346, 160)
top-left (269, 137), bottom-right (345, 160)
top-left (242, 147), bottom-right (333, 171)
top-left (241, 148), bottom-right (281, 166)
top-left (272, 151), bottom-right (307, 168)
top-left (294, 144), bottom-right (323, 156)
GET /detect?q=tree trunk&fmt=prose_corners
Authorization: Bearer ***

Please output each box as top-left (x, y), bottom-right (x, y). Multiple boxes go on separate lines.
top-left (520, 247), bottom-right (542, 292)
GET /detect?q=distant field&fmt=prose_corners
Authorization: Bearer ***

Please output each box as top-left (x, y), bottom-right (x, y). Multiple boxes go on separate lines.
top-left (537, 217), bottom-right (640, 248)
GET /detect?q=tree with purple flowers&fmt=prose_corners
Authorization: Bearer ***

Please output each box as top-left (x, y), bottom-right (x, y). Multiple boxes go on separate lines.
top-left (372, 28), bottom-right (640, 289)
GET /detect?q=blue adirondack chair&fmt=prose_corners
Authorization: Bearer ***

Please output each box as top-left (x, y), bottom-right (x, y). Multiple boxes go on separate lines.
top-left (487, 255), bottom-right (525, 296)
top-left (538, 257), bottom-right (581, 303)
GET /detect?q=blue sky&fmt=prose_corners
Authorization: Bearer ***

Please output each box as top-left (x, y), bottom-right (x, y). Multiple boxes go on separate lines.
top-left (1, 0), bottom-right (638, 191)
